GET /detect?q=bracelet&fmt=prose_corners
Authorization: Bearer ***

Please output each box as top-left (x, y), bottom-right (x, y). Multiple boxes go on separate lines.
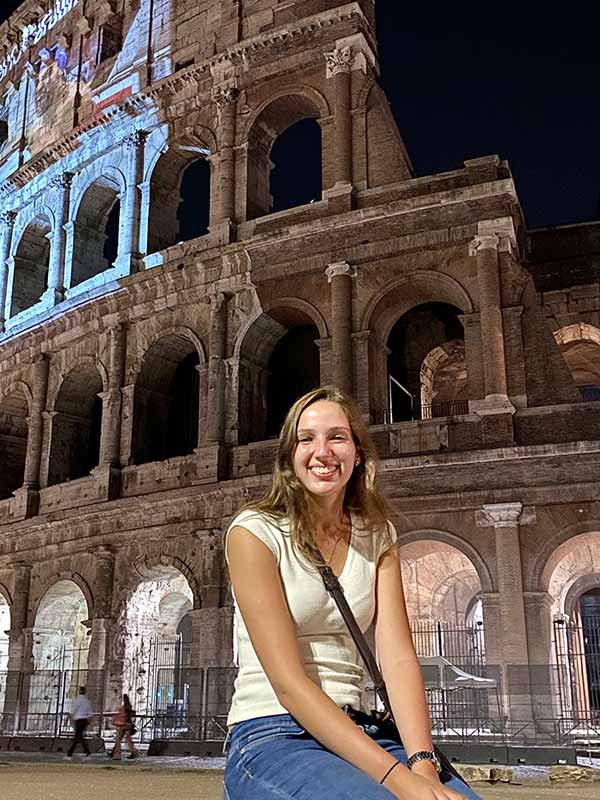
top-left (380, 761), bottom-right (401, 785)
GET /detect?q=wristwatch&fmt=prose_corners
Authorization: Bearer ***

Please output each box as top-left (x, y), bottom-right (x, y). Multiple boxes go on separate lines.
top-left (406, 750), bottom-right (442, 773)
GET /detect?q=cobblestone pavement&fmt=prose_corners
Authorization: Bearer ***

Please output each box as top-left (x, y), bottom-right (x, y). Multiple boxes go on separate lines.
top-left (1, 755), bottom-right (599, 800)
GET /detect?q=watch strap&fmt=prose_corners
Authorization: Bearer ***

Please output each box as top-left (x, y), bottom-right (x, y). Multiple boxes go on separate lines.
top-left (406, 750), bottom-right (442, 772)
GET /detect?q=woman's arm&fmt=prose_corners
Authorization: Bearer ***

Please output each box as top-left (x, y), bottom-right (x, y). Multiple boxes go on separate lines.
top-left (374, 545), bottom-right (441, 782)
top-left (227, 525), bottom-right (401, 786)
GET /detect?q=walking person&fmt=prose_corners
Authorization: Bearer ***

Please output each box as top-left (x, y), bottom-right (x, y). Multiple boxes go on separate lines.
top-left (65, 686), bottom-right (93, 759)
top-left (111, 693), bottom-right (139, 760)
top-left (224, 386), bottom-right (483, 799)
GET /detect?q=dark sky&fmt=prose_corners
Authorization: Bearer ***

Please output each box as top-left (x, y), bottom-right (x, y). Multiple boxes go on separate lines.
top-left (1, 1), bottom-right (598, 228)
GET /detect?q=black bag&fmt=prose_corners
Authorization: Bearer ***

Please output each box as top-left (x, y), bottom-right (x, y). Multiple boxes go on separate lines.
top-left (317, 562), bottom-right (467, 785)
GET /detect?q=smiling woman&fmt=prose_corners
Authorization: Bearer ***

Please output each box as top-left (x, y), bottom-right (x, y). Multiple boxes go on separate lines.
top-left (223, 386), bottom-right (481, 800)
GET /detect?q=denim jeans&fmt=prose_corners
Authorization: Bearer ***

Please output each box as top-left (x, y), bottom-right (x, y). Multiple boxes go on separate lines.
top-left (224, 713), bottom-right (483, 799)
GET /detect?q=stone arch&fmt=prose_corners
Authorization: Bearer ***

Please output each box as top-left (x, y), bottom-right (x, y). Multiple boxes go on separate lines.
top-left (363, 271), bottom-right (473, 423)
top-left (564, 574), bottom-right (600, 619)
top-left (0, 582), bottom-right (12, 606)
top-left (10, 209), bottom-right (55, 317)
top-left (47, 362), bottom-right (105, 486)
top-left (244, 88), bottom-right (330, 220)
top-left (10, 204), bottom-right (56, 257)
top-left (553, 323), bottom-right (600, 400)
top-left (240, 85), bottom-right (331, 142)
top-left (362, 270), bottom-right (474, 342)
top-left (131, 329), bottom-right (206, 464)
top-left (236, 302), bottom-right (322, 442)
top-left (398, 529), bottom-right (493, 594)
top-left (115, 551), bottom-right (201, 717)
top-left (47, 357), bottom-right (108, 411)
top-left (71, 169), bottom-right (126, 287)
top-left (530, 521), bottom-right (600, 592)
top-left (541, 529), bottom-right (600, 614)
top-left (420, 339), bottom-right (468, 414)
top-left (71, 166), bottom-right (127, 219)
top-left (146, 130), bottom-right (215, 253)
top-left (132, 552), bottom-right (201, 610)
top-left (31, 572), bottom-right (94, 622)
top-left (0, 381), bottom-right (31, 500)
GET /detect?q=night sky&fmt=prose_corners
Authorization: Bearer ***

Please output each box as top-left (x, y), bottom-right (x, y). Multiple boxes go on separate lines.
top-left (1, 1), bottom-right (598, 229)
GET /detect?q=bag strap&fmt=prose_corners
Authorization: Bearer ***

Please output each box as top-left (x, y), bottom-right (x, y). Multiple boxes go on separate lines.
top-left (317, 558), bottom-right (464, 782)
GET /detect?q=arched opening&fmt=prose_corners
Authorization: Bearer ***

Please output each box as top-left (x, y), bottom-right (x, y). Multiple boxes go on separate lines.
top-left (547, 531), bottom-right (600, 723)
top-left (29, 580), bottom-right (89, 730)
top-left (238, 308), bottom-right (320, 443)
top-left (119, 565), bottom-right (193, 718)
top-left (71, 176), bottom-right (121, 287)
top-left (270, 118), bottom-right (322, 213)
top-left (147, 148), bottom-right (211, 254)
top-left (247, 95), bottom-right (323, 220)
top-left (0, 388), bottom-right (29, 500)
top-left (132, 335), bottom-right (201, 465)
top-left (387, 303), bottom-right (465, 422)
top-left (10, 214), bottom-right (52, 316)
top-left (400, 539), bottom-right (488, 729)
top-left (558, 339), bottom-right (600, 402)
top-left (47, 365), bottom-right (103, 486)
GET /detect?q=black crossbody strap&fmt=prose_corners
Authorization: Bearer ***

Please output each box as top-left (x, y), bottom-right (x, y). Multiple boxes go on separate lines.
top-left (317, 559), bottom-right (464, 783)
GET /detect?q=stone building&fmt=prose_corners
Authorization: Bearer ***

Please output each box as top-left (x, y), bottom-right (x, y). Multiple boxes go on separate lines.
top-left (0, 0), bottom-right (599, 740)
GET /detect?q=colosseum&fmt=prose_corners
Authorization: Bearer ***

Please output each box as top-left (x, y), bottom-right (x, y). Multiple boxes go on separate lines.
top-left (0, 0), bottom-right (599, 755)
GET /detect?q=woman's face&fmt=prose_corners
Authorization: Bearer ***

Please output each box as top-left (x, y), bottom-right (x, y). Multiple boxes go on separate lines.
top-left (292, 400), bottom-right (358, 504)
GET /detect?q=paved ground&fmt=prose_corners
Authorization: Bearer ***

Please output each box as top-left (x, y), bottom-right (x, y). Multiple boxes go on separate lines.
top-left (0, 756), bottom-right (599, 800)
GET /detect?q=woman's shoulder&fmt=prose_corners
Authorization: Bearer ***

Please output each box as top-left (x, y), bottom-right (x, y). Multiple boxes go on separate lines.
top-left (226, 508), bottom-right (289, 563)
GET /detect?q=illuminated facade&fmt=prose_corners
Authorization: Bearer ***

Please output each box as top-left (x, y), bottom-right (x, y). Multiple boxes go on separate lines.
top-left (0, 0), bottom-right (599, 740)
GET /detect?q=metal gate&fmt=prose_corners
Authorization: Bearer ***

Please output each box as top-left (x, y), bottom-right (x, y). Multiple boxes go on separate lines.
top-left (553, 614), bottom-right (600, 726)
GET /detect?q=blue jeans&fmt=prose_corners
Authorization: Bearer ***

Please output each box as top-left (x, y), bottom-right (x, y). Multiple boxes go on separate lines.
top-left (224, 713), bottom-right (483, 799)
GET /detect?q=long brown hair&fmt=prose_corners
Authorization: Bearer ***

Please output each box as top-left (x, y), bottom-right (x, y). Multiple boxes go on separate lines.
top-left (247, 386), bottom-right (391, 566)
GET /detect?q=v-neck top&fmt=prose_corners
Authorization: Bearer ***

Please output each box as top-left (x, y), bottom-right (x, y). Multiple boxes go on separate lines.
top-left (225, 509), bottom-right (397, 726)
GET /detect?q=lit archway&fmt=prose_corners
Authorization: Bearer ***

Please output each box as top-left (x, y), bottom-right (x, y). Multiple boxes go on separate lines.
top-left (554, 324), bottom-right (600, 401)
top-left (0, 588), bottom-right (11, 714)
top-left (71, 175), bottom-right (121, 287)
top-left (11, 214), bottom-right (52, 316)
top-left (119, 563), bottom-right (194, 717)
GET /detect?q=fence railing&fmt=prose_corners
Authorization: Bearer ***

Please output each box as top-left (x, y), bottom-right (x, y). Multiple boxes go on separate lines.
top-left (1, 662), bottom-right (600, 747)
top-left (371, 400), bottom-right (470, 425)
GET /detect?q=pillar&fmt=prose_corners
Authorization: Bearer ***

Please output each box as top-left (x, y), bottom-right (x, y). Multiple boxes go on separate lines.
top-left (22, 355), bottom-right (49, 490)
top-left (207, 292), bottom-right (227, 444)
top-left (46, 171), bottom-right (73, 303)
top-left (86, 547), bottom-right (115, 722)
top-left (118, 130), bottom-right (147, 273)
top-left (4, 562), bottom-right (32, 730)
top-left (523, 591), bottom-right (555, 728)
top-left (99, 325), bottom-right (127, 467)
top-left (324, 46), bottom-right (353, 186)
top-left (213, 86), bottom-right (239, 225)
top-left (0, 210), bottom-right (17, 330)
top-left (477, 503), bottom-right (535, 726)
top-left (326, 261), bottom-right (355, 394)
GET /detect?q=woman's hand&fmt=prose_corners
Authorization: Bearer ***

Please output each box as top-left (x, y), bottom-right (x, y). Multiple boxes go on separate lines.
top-left (386, 762), bottom-right (468, 800)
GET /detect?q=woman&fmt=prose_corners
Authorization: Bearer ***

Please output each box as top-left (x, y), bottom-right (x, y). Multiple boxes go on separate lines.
top-left (111, 693), bottom-right (138, 760)
top-left (224, 386), bottom-right (482, 799)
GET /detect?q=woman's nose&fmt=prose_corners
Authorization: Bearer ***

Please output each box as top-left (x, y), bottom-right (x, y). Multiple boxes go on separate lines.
top-left (315, 436), bottom-right (333, 457)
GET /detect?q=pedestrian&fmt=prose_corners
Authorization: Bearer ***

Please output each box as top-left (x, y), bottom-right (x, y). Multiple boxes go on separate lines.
top-left (111, 693), bottom-right (139, 760)
top-left (224, 386), bottom-right (482, 799)
top-left (65, 686), bottom-right (93, 759)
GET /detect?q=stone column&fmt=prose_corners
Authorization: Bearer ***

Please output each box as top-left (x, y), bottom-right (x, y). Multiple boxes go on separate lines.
top-left (118, 130), bottom-right (147, 274)
top-left (46, 171), bottom-right (73, 303)
top-left (326, 261), bottom-right (355, 394)
top-left (523, 591), bottom-right (555, 728)
top-left (477, 502), bottom-right (535, 726)
top-left (99, 325), bottom-right (127, 468)
top-left (324, 46), bottom-right (354, 186)
top-left (86, 547), bottom-right (115, 723)
top-left (4, 562), bottom-right (32, 730)
top-left (213, 87), bottom-right (239, 225)
top-left (207, 292), bottom-right (228, 444)
top-left (22, 355), bottom-right (50, 491)
top-left (0, 210), bottom-right (17, 330)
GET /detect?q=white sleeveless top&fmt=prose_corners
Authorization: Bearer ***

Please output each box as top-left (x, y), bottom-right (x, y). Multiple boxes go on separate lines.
top-left (225, 509), bottom-right (397, 726)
